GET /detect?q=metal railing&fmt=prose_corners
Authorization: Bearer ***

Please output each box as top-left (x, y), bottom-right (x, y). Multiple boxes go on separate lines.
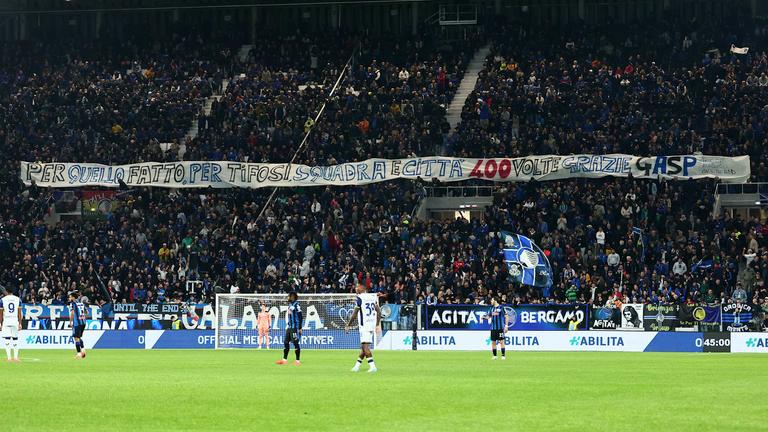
top-left (425, 185), bottom-right (494, 198)
top-left (429, 4), bottom-right (477, 25)
top-left (715, 182), bottom-right (768, 195)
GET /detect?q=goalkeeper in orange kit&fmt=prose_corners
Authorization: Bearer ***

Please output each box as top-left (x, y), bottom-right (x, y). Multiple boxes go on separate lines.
top-left (257, 303), bottom-right (272, 349)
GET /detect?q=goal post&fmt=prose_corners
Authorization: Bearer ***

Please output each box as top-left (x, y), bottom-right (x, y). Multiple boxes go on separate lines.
top-left (214, 293), bottom-right (365, 349)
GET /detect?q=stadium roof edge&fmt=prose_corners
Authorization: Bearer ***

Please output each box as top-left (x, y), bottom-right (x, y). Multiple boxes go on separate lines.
top-left (0, 0), bottom-right (431, 16)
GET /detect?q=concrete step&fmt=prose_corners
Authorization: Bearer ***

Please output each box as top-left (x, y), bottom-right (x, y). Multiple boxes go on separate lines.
top-left (203, 97), bottom-right (218, 117)
top-left (444, 43), bottom-right (491, 135)
top-left (177, 44), bottom-right (250, 161)
top-left (178, 142), bottom-right (187, 160)
top-left (185, 122), bottom-right (199, 141)
top-left (238, 44), bottom-right (253, 63)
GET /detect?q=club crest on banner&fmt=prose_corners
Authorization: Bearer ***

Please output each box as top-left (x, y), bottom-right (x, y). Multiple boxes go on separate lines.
top-left (501, 231), bottom-right (553, 288)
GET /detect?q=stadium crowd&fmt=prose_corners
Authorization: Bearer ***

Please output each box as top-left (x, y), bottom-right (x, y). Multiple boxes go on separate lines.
top-left (192, 33), bottom-right (478, 164)
top-left (0, 34), bottom-right (238, 166)
top-left (0, 22), bottom-right (767, 329)
top-left (450, 21), bottom-right (768, 177)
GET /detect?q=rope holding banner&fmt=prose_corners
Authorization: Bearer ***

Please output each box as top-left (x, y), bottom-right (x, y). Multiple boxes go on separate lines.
top-left (254, 45), bottom-right (357, 225)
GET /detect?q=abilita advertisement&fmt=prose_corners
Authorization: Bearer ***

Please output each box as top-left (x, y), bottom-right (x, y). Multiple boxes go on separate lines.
top-left (14, 330), bottom-right (765, 352)
top-left (731, 332), bottom-right (768, 353)
top-left (377, 331), bottom-right (737, 352)
top-left (18, 330), bottom-right (214, 349)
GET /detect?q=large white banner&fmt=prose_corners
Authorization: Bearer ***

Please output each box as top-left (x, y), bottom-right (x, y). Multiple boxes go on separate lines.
top-left (20, 154), bottom-right (750, 188)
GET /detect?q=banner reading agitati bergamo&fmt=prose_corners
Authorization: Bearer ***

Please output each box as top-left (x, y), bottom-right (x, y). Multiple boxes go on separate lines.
top-left (20, 154), bottom-right (750, 188)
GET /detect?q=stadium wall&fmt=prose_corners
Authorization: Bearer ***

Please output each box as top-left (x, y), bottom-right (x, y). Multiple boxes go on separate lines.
top-left (18, 330), bottom-right (768, 353)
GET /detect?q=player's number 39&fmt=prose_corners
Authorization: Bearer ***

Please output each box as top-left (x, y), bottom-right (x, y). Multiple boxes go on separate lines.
top-left (364, 303), bottom-right (375, 316)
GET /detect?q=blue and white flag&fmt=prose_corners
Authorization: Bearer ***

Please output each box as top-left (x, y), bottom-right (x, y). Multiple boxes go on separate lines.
top-left (691, 258), bottom-right (713, 273)
top-left (501, 231), bottom-right (553, 288)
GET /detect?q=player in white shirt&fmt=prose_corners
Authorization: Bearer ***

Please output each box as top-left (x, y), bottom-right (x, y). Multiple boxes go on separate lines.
top-left (1, 288), bottom-right (23, 362)
top-left (345, 285), bottom-right (381, 373)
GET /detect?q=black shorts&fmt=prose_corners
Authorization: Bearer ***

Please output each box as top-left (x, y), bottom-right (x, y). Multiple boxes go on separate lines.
top-left (490, 329), bottom-right (505, 341)
top-left (72, 325), bottom-right (86, 339)
top-left (284, 328), bottom-right (299, 343)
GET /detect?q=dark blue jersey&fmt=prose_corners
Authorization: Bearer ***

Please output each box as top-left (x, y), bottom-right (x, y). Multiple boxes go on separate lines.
top-left (489, 305), bottom-right (507, 331)
top-left (70, 301), bottom-right (86, 327)
top-left (287, 301), bottom-right (303, 329)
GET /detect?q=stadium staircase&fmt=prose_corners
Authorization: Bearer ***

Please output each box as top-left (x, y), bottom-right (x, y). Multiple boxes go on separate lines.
top-left (180, 78), bottom-right (230, 159)
top-left (444, 43), bottom-right (490, 133)
top-left (178, 44), bottom-right (253, 160)
top-left (179, 43), bottom-right (253, 159)
top-left (238, 44), bottom-right (253, 63)
top-left (413, 42), bottom-right (492, 219)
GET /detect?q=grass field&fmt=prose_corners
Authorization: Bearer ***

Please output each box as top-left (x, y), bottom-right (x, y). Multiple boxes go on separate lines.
top-left (1, 350), bottom-right (765, 432)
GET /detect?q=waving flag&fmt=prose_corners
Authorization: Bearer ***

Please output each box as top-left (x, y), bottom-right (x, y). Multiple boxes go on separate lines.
top-left (691, 258), bottom-right (713, 272)
top-left (501, 231), bottom-right (553, 288)
top-left (730, 45), bottom-right (749, 55)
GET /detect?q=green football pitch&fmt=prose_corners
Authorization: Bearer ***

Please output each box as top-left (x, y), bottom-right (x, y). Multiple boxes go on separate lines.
top-left (1, 350), bottom-right (764, 432)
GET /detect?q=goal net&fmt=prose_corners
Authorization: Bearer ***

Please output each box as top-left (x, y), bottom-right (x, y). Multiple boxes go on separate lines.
top-left (215, 293), bottom-right (364, 349)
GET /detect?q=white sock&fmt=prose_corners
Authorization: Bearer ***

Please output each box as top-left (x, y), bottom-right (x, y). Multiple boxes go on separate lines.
top-left (12, 340), bottom-right (18, 359)
top-left (367, 358), bottom-right (376, 368)
top-left (4, 339), bottom-right (10, 360)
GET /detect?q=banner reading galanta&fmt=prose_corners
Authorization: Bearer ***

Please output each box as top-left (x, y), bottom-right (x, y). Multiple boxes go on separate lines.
top-left (20, 154), bottom-right (750, 188)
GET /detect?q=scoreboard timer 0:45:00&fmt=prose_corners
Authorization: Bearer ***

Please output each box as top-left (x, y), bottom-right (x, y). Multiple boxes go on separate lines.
top-left (699, 333), bottom-right (731, 352)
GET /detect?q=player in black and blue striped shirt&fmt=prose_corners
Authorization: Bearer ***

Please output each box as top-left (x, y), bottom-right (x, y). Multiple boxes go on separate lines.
top-left (486, 297), bottom-right (509, 360)
top-left (276, 292), bottom-right (303, 365)
top-left (68, 291), bottom-right (87, 359)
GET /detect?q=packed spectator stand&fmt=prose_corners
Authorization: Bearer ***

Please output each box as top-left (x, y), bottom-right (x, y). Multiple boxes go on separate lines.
top-left (195, 34), bottom-right (477, 164)
top-left (0, 21), bottom-right (767, 328)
